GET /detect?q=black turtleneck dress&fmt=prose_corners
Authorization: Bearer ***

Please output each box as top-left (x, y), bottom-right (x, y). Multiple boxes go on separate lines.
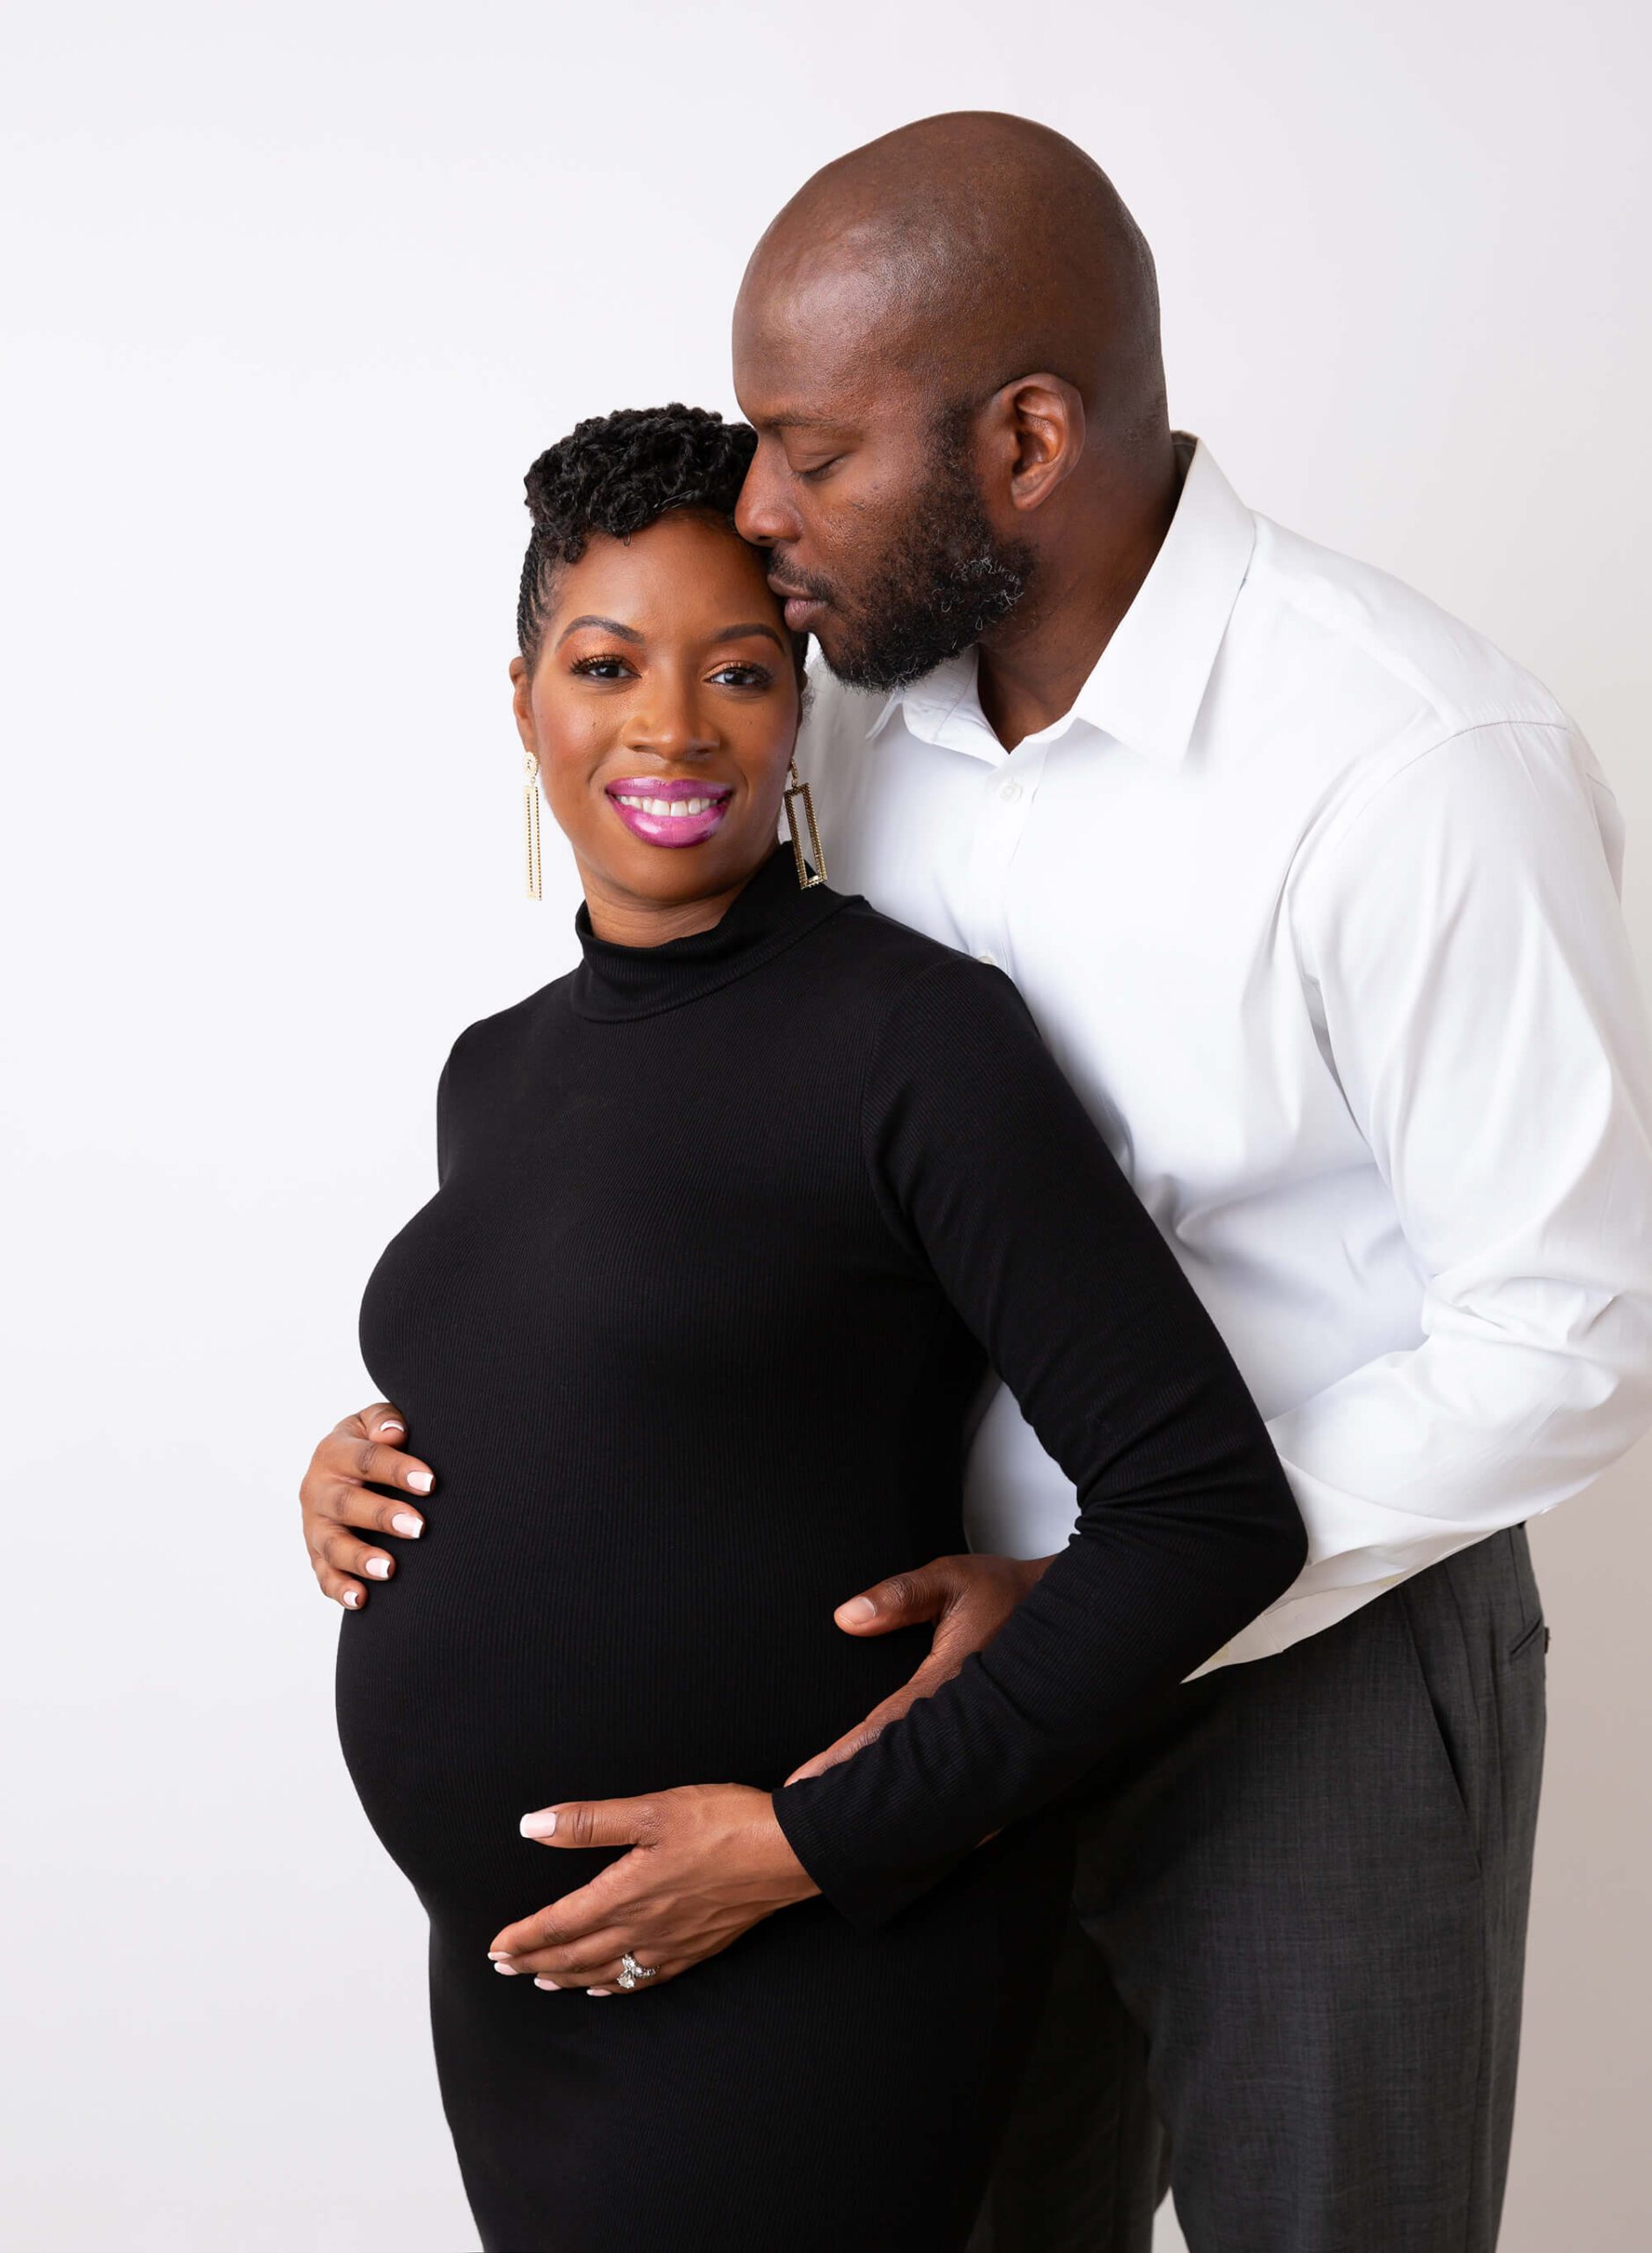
top-left (336, 843), bottom-right (1303, 2253)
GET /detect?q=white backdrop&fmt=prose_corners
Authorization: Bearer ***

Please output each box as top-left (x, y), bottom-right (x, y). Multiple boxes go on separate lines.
top-left (4, 4), bottom-right (1649, 2247)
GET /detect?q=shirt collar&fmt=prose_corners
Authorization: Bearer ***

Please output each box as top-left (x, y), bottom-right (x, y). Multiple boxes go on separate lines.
top-left (865, 433), bottom-right (1255, 767)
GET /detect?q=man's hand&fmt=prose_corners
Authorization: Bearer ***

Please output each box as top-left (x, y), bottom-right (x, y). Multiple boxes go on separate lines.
top-left (488, 1784), bottom-right (819, 1995)
top-left (784, 1552), bottom-right (1055, 1784)
top-left (298, 1401), bottom-right (435, 1608)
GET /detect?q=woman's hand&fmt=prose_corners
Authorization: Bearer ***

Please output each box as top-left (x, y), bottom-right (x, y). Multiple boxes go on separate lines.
top-left (488, 1784), bottom-right (819, 1995)
top-left (297, 1400), bottom-right (435, 1607)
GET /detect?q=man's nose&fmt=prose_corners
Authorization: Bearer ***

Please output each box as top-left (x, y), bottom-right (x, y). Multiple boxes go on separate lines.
top-left (735, 448), bottom-right (795, 547)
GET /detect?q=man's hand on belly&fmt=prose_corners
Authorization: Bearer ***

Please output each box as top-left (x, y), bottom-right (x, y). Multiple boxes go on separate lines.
top-left (487, 1784), bottom-right (820, 1996)
top-left (782, 1552), bottom-right (1054, 1783)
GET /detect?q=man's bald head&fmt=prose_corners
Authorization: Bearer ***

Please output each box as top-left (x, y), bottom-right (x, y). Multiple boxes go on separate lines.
top-left (738, 111), bottom-right (1166, 455)
top-left (731, 115), bottom-right (1178, 701)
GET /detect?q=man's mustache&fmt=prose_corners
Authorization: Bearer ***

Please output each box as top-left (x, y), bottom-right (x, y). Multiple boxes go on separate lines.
top-left (765, 547), bottom-right (834, 605)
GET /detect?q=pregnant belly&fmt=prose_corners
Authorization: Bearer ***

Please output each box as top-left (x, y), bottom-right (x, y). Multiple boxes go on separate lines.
top-left (334, 1462), bottom-right (931, 1922)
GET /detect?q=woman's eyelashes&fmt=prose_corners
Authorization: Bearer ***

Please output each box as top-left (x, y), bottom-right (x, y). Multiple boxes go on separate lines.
top-left (568, 653), bottom-right (775, 692)
top-left (797, 456), bottom-right (844, 482)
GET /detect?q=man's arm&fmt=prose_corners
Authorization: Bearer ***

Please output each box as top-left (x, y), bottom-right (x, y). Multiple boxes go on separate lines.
top-left (1211, 719), bottom-right (1652, 1664)
top-left (789, 720), bottom-right (1652, 1736)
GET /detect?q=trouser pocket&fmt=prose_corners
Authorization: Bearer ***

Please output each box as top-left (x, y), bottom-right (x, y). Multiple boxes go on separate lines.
top-left (1503, 1523), bottom-right (1547, 1662)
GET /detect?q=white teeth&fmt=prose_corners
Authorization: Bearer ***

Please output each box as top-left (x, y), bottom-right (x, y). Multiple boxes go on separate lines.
top-left (614, 792), bottom-right (723, 818)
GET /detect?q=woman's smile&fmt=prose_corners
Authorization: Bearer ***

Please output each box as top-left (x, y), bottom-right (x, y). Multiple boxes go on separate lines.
top-left (605, 774), bottom-right (735, 848)
top-left (510, 470), bottom-right (808, 940)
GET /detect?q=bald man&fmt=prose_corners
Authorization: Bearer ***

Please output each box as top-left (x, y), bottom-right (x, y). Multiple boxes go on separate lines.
top-left (303, 115), bottom-right (1652, 2251)
top-left (721, 114), bottom-right (1652, 2251)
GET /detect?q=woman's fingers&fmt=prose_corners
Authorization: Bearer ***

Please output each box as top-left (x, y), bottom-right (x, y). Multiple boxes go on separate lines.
top-left (328, 1435), bottom-right (435, 1520)
top-left (494, 1945), bottom-right (679, 1996)
top-left (488, 1890), bottom-right (617, 1960)
top-left (319, 1565), bottom-right (367, 1610)
top-left (361, 1402), bottom-right (407, 1442)
top-left (298, 1403), bottom-right (435, 1606)
top-left (517, 1796), bottom-right (660, 1851)
top-left (578, 1956), bottom-right (679, 1998)
top-left (492, 1926), bottom-right (632, 1982)
top-left (312, 1520), bottom-right (402, 1588)
top-left (321, 1469), bottom-right (427, 1541)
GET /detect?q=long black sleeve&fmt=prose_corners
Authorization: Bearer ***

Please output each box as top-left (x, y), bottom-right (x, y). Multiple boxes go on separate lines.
top-left (771, 955), bottom-right (1307, 1930)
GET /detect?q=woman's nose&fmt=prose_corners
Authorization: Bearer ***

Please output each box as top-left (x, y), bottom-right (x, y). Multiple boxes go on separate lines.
top-left (622, 687), bottom-right (717, 760)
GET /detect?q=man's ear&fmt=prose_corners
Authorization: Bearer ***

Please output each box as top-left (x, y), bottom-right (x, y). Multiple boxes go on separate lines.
top-left (989, 373), bottom-right (1086, 513)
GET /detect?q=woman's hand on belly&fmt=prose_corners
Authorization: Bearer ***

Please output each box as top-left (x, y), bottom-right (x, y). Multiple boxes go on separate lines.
top-left (486, 1784), bottom-right (819, 1995)
top-left (299, 1399), bottom-right (434, 1607)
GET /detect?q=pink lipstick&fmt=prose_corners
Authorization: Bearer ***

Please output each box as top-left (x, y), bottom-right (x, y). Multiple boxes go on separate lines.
top-left (606, 775), bottom-right (734, 848)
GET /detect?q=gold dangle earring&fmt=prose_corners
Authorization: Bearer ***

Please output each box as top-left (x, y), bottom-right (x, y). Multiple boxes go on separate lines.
top-left (523, 748), bottom-right (543, 901)
top-left (783, 759), bottom-right (826, 889)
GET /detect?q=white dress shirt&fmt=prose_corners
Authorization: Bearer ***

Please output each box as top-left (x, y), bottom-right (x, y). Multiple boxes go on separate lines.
top-left (794, 432), bottom-right (1652, 1667)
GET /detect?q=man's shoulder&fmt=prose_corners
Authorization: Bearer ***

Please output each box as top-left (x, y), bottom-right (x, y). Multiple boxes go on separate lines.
top-left (1247, 511), bottom-right (1574, 745)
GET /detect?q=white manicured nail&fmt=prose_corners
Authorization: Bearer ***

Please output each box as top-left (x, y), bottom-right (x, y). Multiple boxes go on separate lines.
top-left (493, 1960), bottom-right (518, 1976)
top-left (519, 1810), bottom-right (558, 1838)
top-left (341, 1589), bottom-right (360, 1608)
top-left (365, 1557), bottom-right (391, 1579)
top-left (406, 1471), bottom-right (433, 1493)
top-left (392, 1513), bottom-right (423, 1537)
top-left (534, 1978), bottom-right (562, 1991)
top-left (376, 1420), bottom-right (404, 1437)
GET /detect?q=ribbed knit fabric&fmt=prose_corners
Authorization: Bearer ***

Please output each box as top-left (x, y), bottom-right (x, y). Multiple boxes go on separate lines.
top-left (335, 841), bottom-right (1303, 2251)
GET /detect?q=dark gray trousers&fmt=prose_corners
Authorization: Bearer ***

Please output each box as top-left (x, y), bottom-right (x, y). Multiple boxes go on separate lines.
top-left (968, 1525), bottom-right (1547, 2253)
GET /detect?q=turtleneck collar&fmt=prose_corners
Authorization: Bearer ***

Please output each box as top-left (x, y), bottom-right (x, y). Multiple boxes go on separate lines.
top-left (569, 842), bottom-right (850, 1022)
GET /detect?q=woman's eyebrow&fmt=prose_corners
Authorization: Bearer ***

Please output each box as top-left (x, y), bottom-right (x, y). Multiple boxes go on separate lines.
top-left (555, 614), bottom-right (643, 649)
top-left (716, 622), bottom-right (786, 650)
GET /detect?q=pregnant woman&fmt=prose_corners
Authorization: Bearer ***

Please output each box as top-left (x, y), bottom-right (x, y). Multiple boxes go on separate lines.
top-left (322, 405), bottom-right (1304, 2252)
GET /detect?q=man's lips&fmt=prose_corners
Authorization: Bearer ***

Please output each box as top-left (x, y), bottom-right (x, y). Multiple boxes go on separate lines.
top-left (605, 776), bottom-right (734, 849)
top-left (767, 576), bottom-right (828, 632)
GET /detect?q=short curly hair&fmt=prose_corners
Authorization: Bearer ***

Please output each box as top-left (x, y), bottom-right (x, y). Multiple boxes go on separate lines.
top-left (516, 404), bottom-right (801, 679)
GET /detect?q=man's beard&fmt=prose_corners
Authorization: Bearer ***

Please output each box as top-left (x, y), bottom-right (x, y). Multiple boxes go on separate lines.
top-left (782, 409), bottom-right (1037, 694)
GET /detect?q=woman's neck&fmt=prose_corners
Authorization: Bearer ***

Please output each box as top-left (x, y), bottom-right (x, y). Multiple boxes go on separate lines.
top-left (576, 859), bottom-right (766, 948)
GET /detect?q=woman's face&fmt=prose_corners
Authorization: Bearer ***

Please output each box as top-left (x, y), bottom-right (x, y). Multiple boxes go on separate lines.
top-left (510, 510), bottom-right (802, 921)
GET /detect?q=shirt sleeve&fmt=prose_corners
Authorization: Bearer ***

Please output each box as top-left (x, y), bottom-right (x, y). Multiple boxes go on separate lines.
top-left (1211, 719), bottom-right (1652, 1669)
top-left (769, 953), bottom-right (1308, 1931)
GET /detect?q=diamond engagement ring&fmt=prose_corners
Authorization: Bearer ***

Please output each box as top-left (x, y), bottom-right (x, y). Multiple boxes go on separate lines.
top-left (616, 1954), bottom-right (657, 1991)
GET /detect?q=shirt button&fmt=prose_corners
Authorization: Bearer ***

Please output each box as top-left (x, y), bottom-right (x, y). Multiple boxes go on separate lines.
top-left (976, 949), bottom-right (998, 967)
top-left (998, 778), bottom-right (1023, 803)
